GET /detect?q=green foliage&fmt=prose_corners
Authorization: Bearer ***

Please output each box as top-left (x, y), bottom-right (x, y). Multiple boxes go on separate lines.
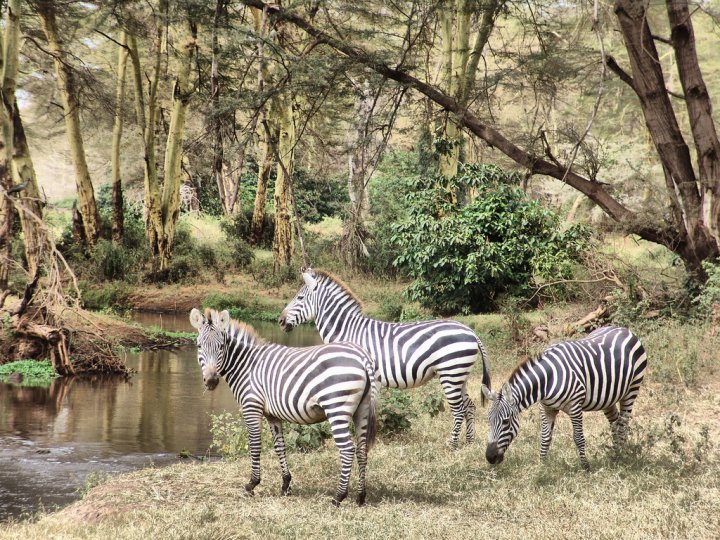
top-left (77, 472), bottom-right (110, 498)
top-left (284, 423), bottom-right (333, 452)
top-left (367, 151), bottom-right (420, 277)
top-left (420, 391), bottom-right (445, 418)
top-left (0, 360), bottom-right (57, 387)
top-left (295, 170), bottom-right (349, 224)
top-left (392, 164), bottom-right (592, 313)
top-left (80, 281), bottom-right (133, 311)
top-left (209, 412), bottom-right (331, 459)
top-left (692, 261), bottom-right (720, 317)
top-left (377, 389), bottom-right (417, 435)
top-left (202, 292), bottom-right (279, 322)
top-left (218, 214), bottom-right (256, 269)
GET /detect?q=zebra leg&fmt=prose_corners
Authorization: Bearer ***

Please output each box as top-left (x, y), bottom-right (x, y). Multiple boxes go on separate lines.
top-left (438, 376), bottom-right (466, 449)
top-left (539, 405), bottom-right (558, 460)
top-left (603, 404), bottom-right (620, 446)
top-left (615, 388), bottom-right (641, 447)
top-left (568, 405), bottom-right (590, 471)
top-left (462, 382), bottom-right (477, 444)
top-left (267, 417), bottom-right (292, 496)
top-left (327, 412), bottom-right (355, 506)
top-left (353, 406), bottom-right (369, 506)
top-left (244, 412), bottom-right (264, 496)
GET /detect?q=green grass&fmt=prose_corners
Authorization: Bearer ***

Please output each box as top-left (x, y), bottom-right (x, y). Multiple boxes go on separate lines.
top-left (0, 359), bottom-right (57, 387)
top-left (145, 326), bottom-right (196, 340)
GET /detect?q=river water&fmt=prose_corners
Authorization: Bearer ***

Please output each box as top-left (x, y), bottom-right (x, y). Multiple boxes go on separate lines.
top-left (0, 314), bottom-right (321, 521)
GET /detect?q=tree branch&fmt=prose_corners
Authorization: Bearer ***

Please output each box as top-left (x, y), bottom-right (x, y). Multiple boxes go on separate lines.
top-left (94, 29), bottom-right (131, 52)
top-left (605, 55), bottom-right (636, 91)
top-left (239, 0), bottom-right (638, 226)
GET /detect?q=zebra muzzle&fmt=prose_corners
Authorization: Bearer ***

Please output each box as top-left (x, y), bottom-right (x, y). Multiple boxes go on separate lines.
top-left (202, 368), bottom-right (220, 391)
top-left (485, 442), bottom-right (505, 465)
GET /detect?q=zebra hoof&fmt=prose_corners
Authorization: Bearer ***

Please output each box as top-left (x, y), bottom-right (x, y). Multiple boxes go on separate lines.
top-left (356, 492), bottom-right (366, 506)
top-left (281, 486), bottom-right (292, 496)
top-left (244, 487), bottom-right (255, 497)
top-left (331, 498), bottom-right (341, 507)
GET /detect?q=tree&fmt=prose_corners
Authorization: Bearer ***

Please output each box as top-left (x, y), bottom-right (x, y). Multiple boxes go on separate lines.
top-left (2, 0), bottom-right (45, 281)
top-left (240, 0), bottom-right (720, 279)
top-left (35, 0), bottom-right (101, 247)
top-left (111, 31), bottom-right (129, 245)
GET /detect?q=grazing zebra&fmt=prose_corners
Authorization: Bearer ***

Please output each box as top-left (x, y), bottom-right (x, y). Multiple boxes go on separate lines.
top-left (278, 268), bottom-right (491, 448)
top-left (190, 308), bottom-right (378, 506)
top-left (482, 326), bottom-right (647, 470)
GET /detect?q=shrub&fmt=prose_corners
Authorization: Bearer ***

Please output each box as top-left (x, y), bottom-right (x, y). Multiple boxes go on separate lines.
top-left (392, 164), bottom-right (592, 314)
top-left (80, 281), bottom-right (133, 311)
top-left (693, 261), bottom-right (720, 317)
top-left (377, 389), bottom-right (417, 435)
top-left (221, 211), bottom-right (274, 252)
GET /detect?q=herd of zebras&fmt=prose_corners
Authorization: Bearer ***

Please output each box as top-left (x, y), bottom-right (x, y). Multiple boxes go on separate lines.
top-left (189, 267), bottom-right (648, 506)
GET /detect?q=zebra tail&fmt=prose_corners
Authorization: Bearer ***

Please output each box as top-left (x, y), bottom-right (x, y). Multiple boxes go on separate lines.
top-left (365, 364), bottom-right (379, 451)
top-left (478, 338), bottom-right (491, 407)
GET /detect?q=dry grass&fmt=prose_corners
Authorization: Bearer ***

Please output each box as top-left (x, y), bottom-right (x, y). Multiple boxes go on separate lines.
top-left (3, 322), bottom-right (719, 540)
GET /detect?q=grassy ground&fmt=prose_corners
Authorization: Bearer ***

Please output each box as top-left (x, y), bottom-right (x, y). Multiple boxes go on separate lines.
top-left (3, 318), bottom-right (718, 539)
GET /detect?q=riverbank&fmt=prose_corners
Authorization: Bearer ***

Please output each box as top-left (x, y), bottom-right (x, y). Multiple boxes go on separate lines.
top-left (2, 316), bottom-right (719, 539)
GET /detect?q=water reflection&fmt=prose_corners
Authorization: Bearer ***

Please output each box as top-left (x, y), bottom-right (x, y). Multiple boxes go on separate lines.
top-left (0, 316), bottom-right (322, 521)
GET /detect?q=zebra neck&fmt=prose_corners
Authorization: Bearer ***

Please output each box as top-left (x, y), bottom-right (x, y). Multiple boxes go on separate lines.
top-left (507, 359), bottom-right (547, 410)
top-left (220, 333), bottom-right (257, 377)
top-left (315, 300), bottom-right (366, 343)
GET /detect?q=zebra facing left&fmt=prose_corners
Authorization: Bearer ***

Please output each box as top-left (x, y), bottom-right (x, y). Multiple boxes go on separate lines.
top-left (482, 326), bottom-right (647, 471)
top-left (190, 308), bottom-right (378, 506)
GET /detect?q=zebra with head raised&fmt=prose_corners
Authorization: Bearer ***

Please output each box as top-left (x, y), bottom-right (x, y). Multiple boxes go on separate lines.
top-left (190, 308), bottom-right (378, 506)
top-left (278, 268), bottom-right (492, 448)
top-left (482, 325), bottom-right (647, 470)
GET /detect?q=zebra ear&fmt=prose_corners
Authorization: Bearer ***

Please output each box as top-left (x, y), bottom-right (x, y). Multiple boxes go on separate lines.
top-left (217, 310), bottom-right (231, 331)
top-left (189, 308), bottom-right (205, 330)
top-left (501, 383), bottom-right (516, 405)
top-left (481, 384), bottom-right (497, 402)
top-left (302, 270), bottom-right (318, 290)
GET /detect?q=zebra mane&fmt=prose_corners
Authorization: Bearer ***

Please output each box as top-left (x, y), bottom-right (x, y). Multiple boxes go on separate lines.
top-left (508, 354), bottom-right (539, 383)
top-left (315, 270), bottom-right (364, 310)
top-left (203, 308), bottom-right (266, 345)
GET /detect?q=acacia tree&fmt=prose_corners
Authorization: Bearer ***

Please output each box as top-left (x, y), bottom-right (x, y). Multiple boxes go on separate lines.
top-left (34, 0), bottom-right (101, 247)
top-left (111, 31), bottom-right (129, 245)
top-left (1, 0), bottom-right (44, 283)
top-left (241, 0), bottom-right (720, 278)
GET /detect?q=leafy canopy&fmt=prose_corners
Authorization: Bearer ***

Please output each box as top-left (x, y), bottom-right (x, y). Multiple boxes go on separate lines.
top-left (392, 164), bottom-right (591, 313)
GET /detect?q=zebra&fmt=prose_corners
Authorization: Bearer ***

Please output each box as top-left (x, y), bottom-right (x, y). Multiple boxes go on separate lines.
top-left (190, 308), bottom-right (378, 506)
top-left (482, 325), bottom-right (647, 470)
top-left (278, 267), bottom-right (492, 448)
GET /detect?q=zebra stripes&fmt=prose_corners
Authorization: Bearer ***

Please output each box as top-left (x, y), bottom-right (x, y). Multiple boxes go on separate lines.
top-left (190, 308), bottom-right (378, 506)
top-left (278, 268), bottom-right (492, 448)
top-left (482, 325), bottom-right (647, 470)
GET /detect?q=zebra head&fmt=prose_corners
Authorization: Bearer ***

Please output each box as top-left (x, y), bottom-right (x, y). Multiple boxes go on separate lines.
top-left (482, 383), bottom-right (520, 465)
top-left (278, 267), bottom-right (320, 332)
top-left (190, 308), bottom-right (231, 391)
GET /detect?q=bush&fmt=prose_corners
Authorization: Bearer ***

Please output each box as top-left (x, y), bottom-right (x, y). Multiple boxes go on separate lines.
top-left (221, 211), bottom-right (274, 251)
top-left (392, 164), bottom-right (592, 313)
top-left (377, 389), bottom-right (417, 435)
top-left (693, 261), bottom-right (720, 317)
top-left (80, 281), bottom-right (133, 311)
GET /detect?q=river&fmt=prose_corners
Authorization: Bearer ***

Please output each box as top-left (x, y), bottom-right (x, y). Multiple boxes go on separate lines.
top-left (0, 313), bottom-right (322, 521)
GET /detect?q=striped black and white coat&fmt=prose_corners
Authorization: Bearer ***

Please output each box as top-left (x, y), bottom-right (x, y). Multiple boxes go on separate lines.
top-left (482, 326), bottom-right (647, 470)
top-left (190, 308), bottom-right (378, 506)
top-left (279, 268), bottom-right (491, 448)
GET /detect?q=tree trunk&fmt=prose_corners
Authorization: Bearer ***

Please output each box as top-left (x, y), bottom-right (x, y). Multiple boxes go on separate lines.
top-left (250, 116), bottom-right (274, 245)
top-left (111, 31), bottom-right (129, 245)
top-left (250, 6), bottom-right (272, 245)
top-left (128, 14), bottom-right (163, 272)
top-left (340, 80), bottom-right (374, 269)
top-left (4, 0), bottom-right (44, 277)
top-left (614, 0), bottom-right (718, 274)
top-left (211, 0), bottom-right (236, 217)
top-left (0, 21), bottom-right (12, 290)
top-left (154, 16), bottom-right (196, 270)
top-left (37, 1), bottom-right (100, 246)
top-left (272, 98), bottom-right (297, 273)
top-left (666, 0), bottom-right (720, 250)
